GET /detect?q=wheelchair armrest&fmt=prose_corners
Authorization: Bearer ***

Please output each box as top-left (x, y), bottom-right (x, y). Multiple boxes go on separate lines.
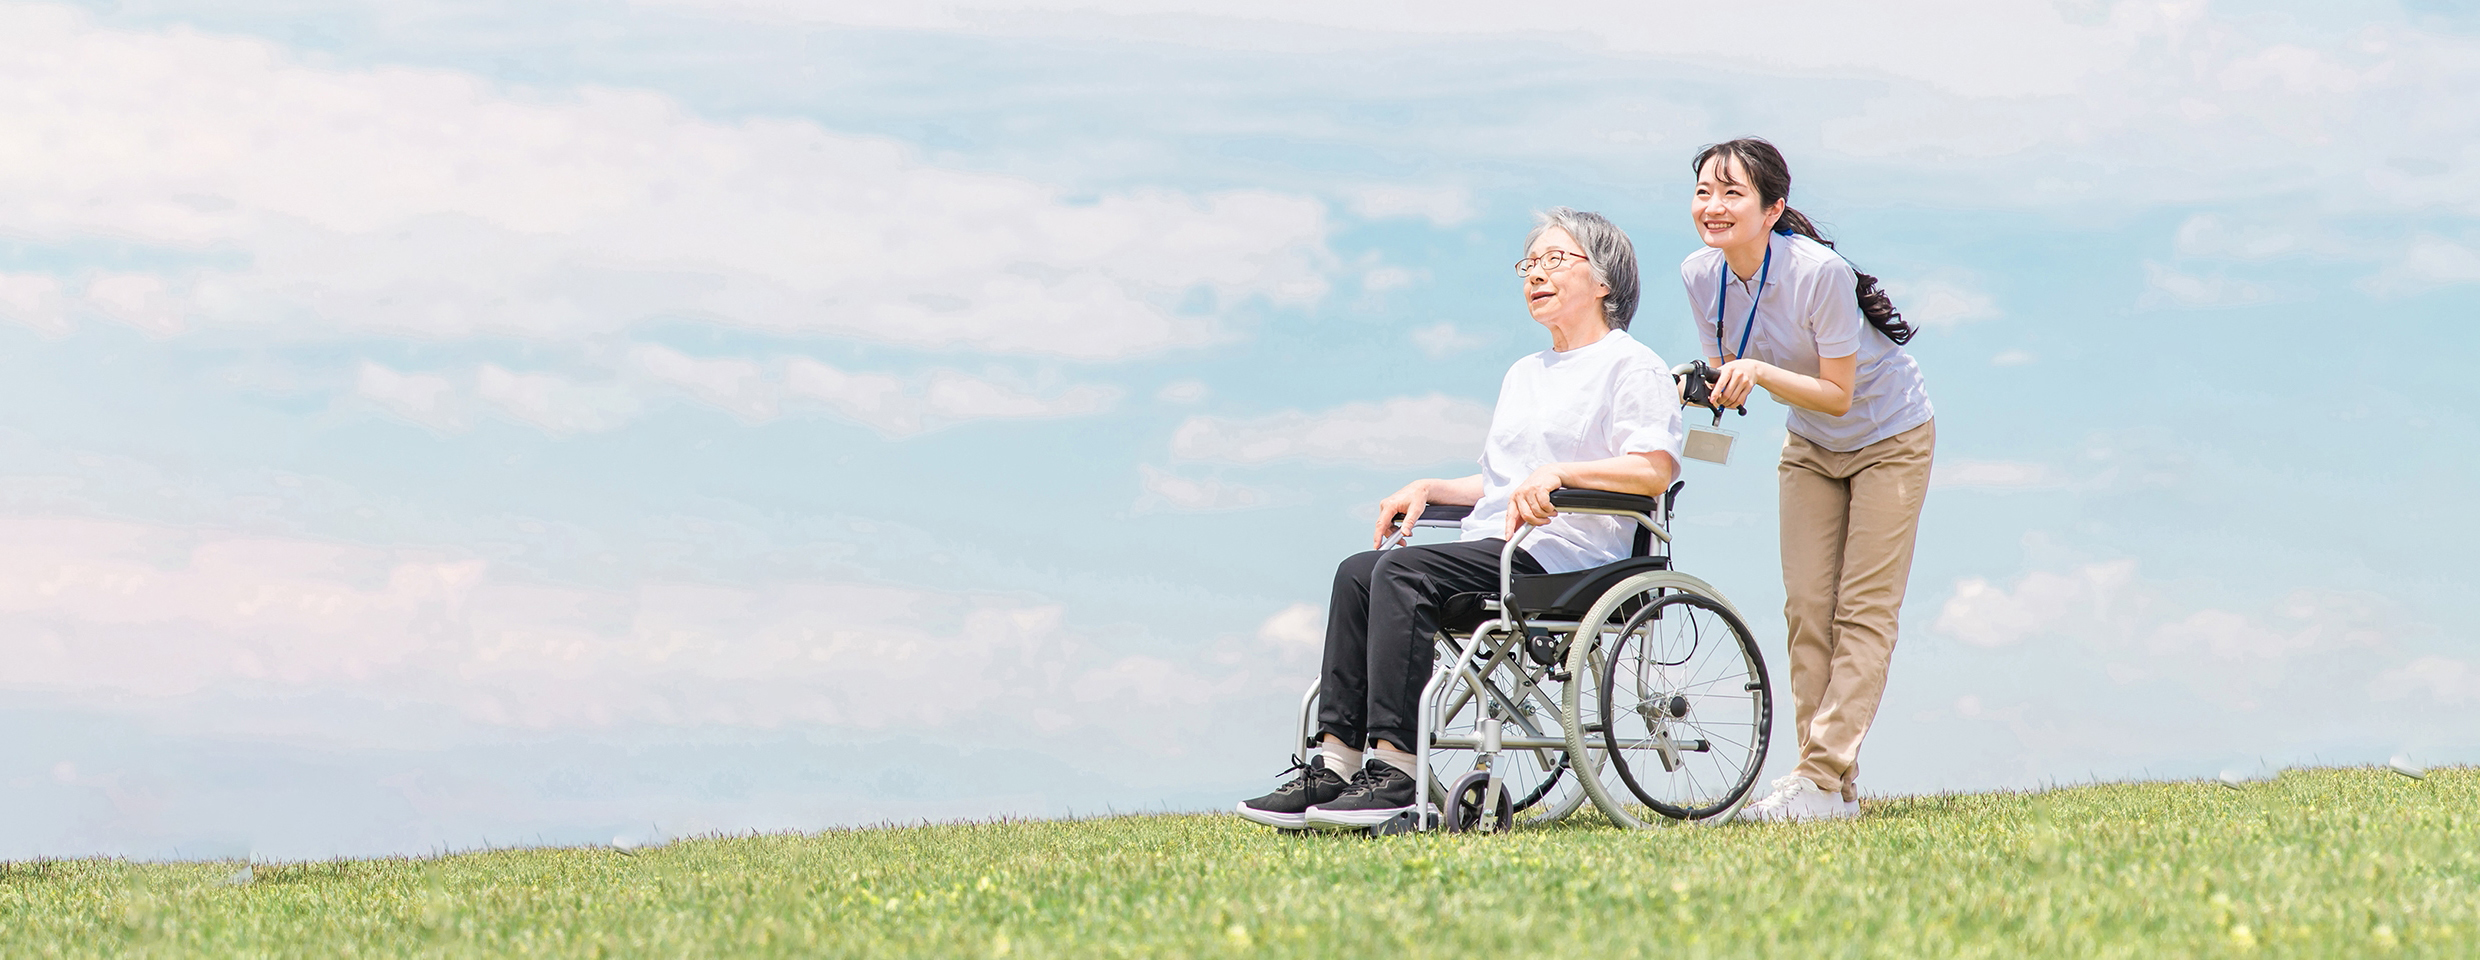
top-left (1394, 503), bottom-right (1473, 526)
top-left (1548, 489), bottom-right (1662, 514)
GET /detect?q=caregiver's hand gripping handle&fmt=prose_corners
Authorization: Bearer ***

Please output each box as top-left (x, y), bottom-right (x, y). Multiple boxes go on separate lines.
top-left (1673, 359), bottom-right (1746, 426)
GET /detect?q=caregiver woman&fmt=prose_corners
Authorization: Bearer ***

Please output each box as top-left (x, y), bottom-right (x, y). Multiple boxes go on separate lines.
top-left (1681, 137), bottom-right (1934, 823)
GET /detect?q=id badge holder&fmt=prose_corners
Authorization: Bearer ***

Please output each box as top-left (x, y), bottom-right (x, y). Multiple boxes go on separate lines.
top-left (1683, 423), bottom-right (1737, 465)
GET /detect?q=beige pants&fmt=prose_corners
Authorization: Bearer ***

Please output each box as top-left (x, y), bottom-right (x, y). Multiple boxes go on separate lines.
top-left (1778, 419), bottom-right (1934, 800)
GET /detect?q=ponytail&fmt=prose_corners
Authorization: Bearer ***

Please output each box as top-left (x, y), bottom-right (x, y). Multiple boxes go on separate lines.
top-left (1693, 138), bottom-right (1917, 346)
top-left (1773, 208), bottom-right (1915, 346)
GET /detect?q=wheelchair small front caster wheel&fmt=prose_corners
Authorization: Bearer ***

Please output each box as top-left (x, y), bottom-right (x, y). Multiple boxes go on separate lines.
top-left (1443, 771), bottom-right (1514, 833)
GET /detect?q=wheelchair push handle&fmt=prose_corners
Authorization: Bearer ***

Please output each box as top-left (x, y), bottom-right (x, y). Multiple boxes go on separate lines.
top-left (1672, 359), bottom-right (1746, 426)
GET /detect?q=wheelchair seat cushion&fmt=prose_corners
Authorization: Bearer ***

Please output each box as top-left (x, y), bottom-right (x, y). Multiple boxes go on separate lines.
top-left (1439, 592), bottom-right (1498, 635)
top-left (1511, 556), bottom-right (1671, 620)
top-left (1432, 556), bottom-right (1672, 635)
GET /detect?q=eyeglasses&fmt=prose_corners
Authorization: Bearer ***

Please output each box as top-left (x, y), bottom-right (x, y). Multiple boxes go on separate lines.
top-left (1515, 250), bottom-right (1590, 275)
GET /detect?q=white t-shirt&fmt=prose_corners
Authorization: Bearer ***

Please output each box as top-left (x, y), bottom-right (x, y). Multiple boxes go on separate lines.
top-left (1459, 329), bottom-right (1686, 574)
top-left (1679, 231), bottom-right (1933, 452)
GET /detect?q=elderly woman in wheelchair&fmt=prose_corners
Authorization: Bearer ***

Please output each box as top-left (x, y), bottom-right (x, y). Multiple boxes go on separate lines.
top-left (1238, 209), bottom-right (1775, 834)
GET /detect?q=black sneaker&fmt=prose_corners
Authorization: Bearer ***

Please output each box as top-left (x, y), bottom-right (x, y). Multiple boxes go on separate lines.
top-left (1303, 759), bottom-right (1419, 829)
top-left (1236, 759), bottom-right (1349, 828)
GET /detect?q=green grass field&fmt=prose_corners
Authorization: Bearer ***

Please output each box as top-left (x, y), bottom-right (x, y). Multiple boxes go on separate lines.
top-left (2, 766), bottom-right (2472, 958)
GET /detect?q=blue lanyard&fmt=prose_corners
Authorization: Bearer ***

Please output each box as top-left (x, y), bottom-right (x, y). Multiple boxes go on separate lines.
top-left (1712, 240), bottom-right (1772, 362)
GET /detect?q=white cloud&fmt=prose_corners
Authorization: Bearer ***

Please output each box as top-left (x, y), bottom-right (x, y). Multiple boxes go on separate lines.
top-left (2370, 655), bottom-right (2480, 705)
top-left (1154, 379), bottom-right (1209, 404)
top-left (1813, 11), bottom-right (2480, 218)
top-left (2144, 607), bottom-right (2299, 663)
top-left (2173, 213), bottom-right (2307, 261)
top-left (1344, 184), bottom-right (1474, 226)
top-left (0, 6), bottom-right (1332, 358)
top-left (924, 372), bottom-right (1118, 420)
top-left (1256, 602), bottom-right (1323, 664)
top-left (1935, 560), bottom-right (2393, 709)
top-left (784, 358), bottom-right (1121, 436)
top-left (1362, 266), bottom-right (1421, 293)
top-left (781, 358), bottom-right (910, 431)
top-left (0, 516), bottom-right (488, 698)
top-left (0, 512), bottom-right (1275, 739)
top-left (621, 0), bottom-right (2480, 229)
top-left (643, 0), bottom-right (2124, 98)
top-left (0, 272), bottom-right (71, 338)
top-left (2215, 43), bottom-right (2374, 97)
top-left (1883, 279), bottom-right (1998, 330)
top-left (345, 351), bottom-right (1118, 437)
top-left (1991, 349), bottom-right (2035, 367)
top-left (355, 361), bottom-right (466, 432)
top-left (1069, 654), bottom-right (1251, 716)
top-left (1410, 322), bottom-right (1486, 358)
top-left (629, 344), bottom-right (777, 423)
top-left (2364, 235), bottom-right (2480, 295)
top-left (475, 364), bottom-right (646, 436)
top-left (1134, 464), bottom-right (1266, 512)
top-left (1931, 459), bottom-right (2059, 490)
top-left (2141, 262), bottom-right (2272, 308)
top-left (1169, 393), bottom-right (1489, 466)
top-left (1936, 559), bottom-right (2135, 649)
top-left (83, 273), bottom-right (186, 337)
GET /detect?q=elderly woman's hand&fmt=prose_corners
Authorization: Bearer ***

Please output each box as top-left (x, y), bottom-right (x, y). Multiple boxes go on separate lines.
top-left (1503, 466), bottom-right (1566, 538)
top-left (1373, 479), bottom-right (1435, 549)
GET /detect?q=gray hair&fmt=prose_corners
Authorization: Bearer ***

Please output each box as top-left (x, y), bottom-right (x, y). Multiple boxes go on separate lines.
top-left (1525, 207), bottom-right (1640, 330)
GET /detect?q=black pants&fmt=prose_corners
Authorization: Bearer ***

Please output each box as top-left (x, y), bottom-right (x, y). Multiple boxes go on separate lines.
top-left (1317, 539), bottom-right (1543, 753)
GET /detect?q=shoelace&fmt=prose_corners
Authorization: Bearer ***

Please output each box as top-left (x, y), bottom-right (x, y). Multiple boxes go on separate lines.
top-left (1747, 777), bottom-right (1808, 811)
top-left (1270, 758), bottom-right (1345, 798)
top-left (1267, 758), bottom-right (1316, 796)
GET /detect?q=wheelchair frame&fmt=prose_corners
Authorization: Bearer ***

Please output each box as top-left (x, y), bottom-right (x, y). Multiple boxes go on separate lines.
top-left (1291, 484), bottom-right (1773, 833)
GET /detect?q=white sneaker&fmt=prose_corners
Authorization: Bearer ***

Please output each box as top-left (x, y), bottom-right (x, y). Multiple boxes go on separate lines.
top-left (1735, 775), bottom-right (1855, 823)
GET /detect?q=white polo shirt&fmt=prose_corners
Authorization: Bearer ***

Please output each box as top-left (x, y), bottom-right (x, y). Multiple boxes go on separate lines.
top-left (1460, 329), bottom-right (1686, 574)
top-left (1679, 231), bottom-right (1933, 452)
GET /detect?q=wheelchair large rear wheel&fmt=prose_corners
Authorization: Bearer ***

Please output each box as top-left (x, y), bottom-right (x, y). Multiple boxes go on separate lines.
top-left (1597, 592), bottom-right (1771, 821)
top-left (1560, 573), bottom-right (1771, 828)
top-left (1425, 629), bottom-right (1592, 827)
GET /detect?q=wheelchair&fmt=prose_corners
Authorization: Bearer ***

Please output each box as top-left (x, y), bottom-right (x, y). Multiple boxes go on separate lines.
top-left (1290, 482), bottom-right (1774, 833)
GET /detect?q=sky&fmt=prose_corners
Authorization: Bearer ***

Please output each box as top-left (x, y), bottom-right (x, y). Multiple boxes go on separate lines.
top-left (1, 0), bottom-right (2475, 859)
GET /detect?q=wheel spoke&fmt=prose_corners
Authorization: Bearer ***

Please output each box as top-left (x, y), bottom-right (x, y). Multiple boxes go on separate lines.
top-left (1580, 590), bottom-right (1773, 821)
top-left (1674, 670), bottom-right (1748, 694)
top-left (1682, 723), bottom-right (1753, 755)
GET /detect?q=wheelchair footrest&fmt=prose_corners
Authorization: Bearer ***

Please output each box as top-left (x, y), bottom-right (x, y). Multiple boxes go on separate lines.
top-left (1367, 809), bottom-right (1440, 836)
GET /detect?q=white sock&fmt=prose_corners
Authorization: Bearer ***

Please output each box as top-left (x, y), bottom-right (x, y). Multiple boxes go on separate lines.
top-left (1369, 745), bottom-right (1417, 778)
top-left (1318, 743), bottom-right (1363, 777)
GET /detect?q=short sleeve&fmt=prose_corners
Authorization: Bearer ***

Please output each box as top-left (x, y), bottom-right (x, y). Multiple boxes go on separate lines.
top-left (1680, 256), bottom-right (1720, 361)
top-left (1479, 359), bottom-right (1526, 468)
top-left (1606, 355), bottom-right (1685, 468)
top-left (1808, 256), bottom-right (1864, 360)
